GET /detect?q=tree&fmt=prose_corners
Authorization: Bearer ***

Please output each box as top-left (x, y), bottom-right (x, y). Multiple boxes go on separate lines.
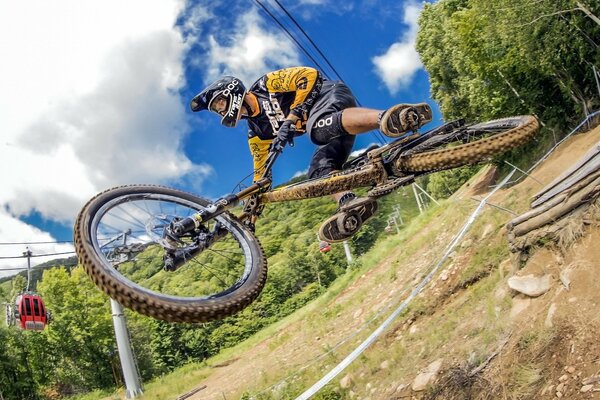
top-left (417, 0), bottom-right (599, 126)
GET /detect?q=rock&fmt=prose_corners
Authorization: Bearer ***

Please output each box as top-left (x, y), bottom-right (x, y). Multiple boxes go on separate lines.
top-left (580, 385), bottom-right (593, 393)
top-left (340, 374), bottom-right (353, 389)
top-left (395, 383), bottom-right (408, 393)
top-left (559, 270), bottom-right (571, 290)
top-left (510, 297), bottom-right (531, 319)
top-left (545, 303), bottom-right (557, 327)
top-left (541, 384), bottom-right (554, 395)
top-left (481, 224), bottom-right (495, 238)
top-left (409, 325), bottom-right (418, 335)
top-left (461, 239), bottom-right (473, 248)
top-left (566, 366), bottom-right (576, 374)
top-left (411, 359), bottom-right (443, 391)
top-left (380, 360), bottom-right (390, 370)
top-left (582, 375), bottom-right (600, 385)
top-left (353, 309), bottom-right (363, 319)
top-left (559, 374), bottom-right (569, 382)
top-left (507, 274), bottom-right (552, 297)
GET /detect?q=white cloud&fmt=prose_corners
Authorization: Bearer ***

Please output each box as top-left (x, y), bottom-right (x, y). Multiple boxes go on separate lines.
top-left (350, 144), bottom-right (379, 158)
top-left (372, 1), bottom-right (424, 94)
top-left (0, 0), bottom-right (216, 273)
top-left (0, 209), bottom-right (75, 279)
top-left (292, 169), bottom-right (309, 178)
top-left (200, 8), bottom-right (301, 86)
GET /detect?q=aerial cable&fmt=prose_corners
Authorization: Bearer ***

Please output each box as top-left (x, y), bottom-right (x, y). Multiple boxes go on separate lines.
top-left (252, 0), bottom-right (387, 144)
top-left (272, 0), bottom-right (346, 83)
top-left (268, 0), bottom-right (388, 144)
top-left (252, 0), bottom-right (331, 79)
top-left (0, 251), bottom-right (76, 260)
top-left (0, 240), bottom-right (74, 245)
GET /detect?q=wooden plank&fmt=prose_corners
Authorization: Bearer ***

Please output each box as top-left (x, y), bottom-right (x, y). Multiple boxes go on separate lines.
top-left (513, 177), bottom-right (600, 237)
top-left (531, 142), bottom-right (600, 207)
top-left (531, 155), bottom-right (600, 208)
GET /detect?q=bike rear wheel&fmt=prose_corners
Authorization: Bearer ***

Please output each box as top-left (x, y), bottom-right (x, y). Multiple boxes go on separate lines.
top-left (74, 184), bottom-right (267, 323)
top-left (396, 115), bottom-right (539, 173)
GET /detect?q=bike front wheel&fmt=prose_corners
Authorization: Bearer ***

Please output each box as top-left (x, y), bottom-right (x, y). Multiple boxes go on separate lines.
top-left (396, 115), bottom-right (539, 173)
top-left (74, 185), bottom-right (267, 323)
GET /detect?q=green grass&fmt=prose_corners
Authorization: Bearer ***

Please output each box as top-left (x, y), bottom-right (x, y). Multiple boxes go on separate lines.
top-left (73, 179), bottom-right (530, 400)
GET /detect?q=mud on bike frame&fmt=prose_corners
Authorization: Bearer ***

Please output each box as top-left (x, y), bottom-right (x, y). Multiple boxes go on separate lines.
top-left (170, 120), bottom-right (467, 237)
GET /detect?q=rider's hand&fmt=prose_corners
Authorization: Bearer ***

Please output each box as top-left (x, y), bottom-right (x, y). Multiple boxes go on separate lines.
top-left (272, 120), bottom-right (296, 151)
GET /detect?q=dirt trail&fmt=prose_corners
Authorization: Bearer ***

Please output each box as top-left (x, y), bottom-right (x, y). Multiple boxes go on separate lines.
top-left (182, 125), bottom-right (600, 400)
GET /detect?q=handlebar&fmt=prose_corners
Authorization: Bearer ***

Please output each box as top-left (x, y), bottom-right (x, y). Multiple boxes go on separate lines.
top-left (259, 143), bottom-right (285, 180)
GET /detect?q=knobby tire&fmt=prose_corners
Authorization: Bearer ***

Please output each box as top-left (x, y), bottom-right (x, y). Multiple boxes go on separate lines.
top-left (74, 185), bottom-right (267, 323)
top-left (397, 115), bottom-right (539, 173)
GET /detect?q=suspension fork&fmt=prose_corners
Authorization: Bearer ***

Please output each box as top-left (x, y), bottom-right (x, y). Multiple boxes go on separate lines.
top-left (170, 177), bottom-right (272, 235)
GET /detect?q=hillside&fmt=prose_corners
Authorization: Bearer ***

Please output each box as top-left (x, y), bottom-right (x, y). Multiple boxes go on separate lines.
top-left (137, 124), bottom-right (600, 400)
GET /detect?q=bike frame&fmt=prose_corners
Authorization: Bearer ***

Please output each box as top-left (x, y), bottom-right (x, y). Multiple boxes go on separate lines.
top-left (172, 120), bottom-right (464, 234)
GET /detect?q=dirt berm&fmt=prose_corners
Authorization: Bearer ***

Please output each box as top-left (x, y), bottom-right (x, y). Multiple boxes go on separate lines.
top-left (174, 124), bottom-right (600, 400)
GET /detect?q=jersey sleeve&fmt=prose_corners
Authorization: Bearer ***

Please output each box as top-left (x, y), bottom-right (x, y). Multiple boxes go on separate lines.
top-left (248, 135), bottom-right (273, 182)
top-left (264, 67), bottom-right (322, 118)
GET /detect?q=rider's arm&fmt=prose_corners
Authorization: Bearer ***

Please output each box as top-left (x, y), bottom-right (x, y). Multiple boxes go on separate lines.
top-left (264, 67), bottom-right (323, 120)
top-left (248, 136), bottom-right (273, 182)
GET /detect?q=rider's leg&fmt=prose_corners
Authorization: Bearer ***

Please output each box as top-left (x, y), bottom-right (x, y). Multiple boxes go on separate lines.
top-left (340, 104), bottom-right (433, 138)
top-left (340, 107), bottom-right (380, 134)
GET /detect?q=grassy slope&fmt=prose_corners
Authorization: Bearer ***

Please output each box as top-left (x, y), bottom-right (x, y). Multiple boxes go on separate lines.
top-left (82, 125), bottom-right (600, 400)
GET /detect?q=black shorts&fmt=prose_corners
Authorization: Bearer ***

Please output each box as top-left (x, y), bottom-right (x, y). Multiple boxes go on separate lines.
top-left (306, 81), bottom-right (357, 179)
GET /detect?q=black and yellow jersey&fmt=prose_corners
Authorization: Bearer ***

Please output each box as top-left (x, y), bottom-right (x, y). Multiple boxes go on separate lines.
top-left (245, 66), bottom-right (323, 181)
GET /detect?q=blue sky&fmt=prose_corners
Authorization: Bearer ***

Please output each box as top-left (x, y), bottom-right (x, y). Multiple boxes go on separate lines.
top-left (0, 0), bottom-right (441, 277)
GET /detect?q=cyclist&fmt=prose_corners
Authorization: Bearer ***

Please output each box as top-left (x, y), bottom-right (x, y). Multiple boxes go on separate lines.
top-left (190, 66), bottom-right (432, 243)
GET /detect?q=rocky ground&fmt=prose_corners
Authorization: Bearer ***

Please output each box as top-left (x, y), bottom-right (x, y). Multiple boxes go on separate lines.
top-left (169, 124), bottom-right (600, 400)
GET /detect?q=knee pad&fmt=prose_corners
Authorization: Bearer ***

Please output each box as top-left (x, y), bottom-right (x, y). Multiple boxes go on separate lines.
top-left (310, 111), bottom-right (347, 145)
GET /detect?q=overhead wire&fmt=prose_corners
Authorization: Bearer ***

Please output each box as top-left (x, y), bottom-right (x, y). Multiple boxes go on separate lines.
top-left (252, 0), bottom-right (388, 144)
top-left (252, 0), bottom-right (331, 79)
top-left (0, 240), bottom-right (74, 245)
top-left (272, 0), bottom-right (345, 83)
top-left (0, 251), bottom-right (76, 260)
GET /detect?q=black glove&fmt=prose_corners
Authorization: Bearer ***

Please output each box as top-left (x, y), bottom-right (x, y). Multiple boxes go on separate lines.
top-left (272, 120), bottom-right (296, 151)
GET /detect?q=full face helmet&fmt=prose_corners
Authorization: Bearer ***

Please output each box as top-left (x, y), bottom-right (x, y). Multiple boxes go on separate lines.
top-left (190, 76), bottom-right (247, 128)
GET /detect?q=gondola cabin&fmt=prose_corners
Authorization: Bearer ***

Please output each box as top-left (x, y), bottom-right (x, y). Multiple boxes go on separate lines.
top-left (319, 241), bottom-right (331, 253)
top-left (15, 294), bottom-right (49, 331)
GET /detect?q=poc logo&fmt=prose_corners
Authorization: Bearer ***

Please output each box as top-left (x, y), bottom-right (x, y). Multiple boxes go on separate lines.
top-left (222, 80), bottom-right (239, 97)
top-left (316, 116), bottom-right (333, 128)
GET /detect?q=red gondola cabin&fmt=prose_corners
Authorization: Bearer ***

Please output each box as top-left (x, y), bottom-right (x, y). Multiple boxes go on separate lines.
top-left (15, 294), bottom-right (49, 331)
top-left (319, 241), bottom-right (331, 253)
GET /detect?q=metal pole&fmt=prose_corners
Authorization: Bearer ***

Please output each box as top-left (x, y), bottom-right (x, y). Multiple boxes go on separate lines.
top-left (412, 183), bottom-right (424, 214)
top-left (594, 66), bottom-right (600, 99)
top-left (342, 241), bottom-right (353, 264)
top-left (392, 217), bottom-right (400, 234)
top-left (413, 182), bottom-right (440, 206)
top-left (111, 233), bottom-right (143, 398)
top-left (23, 248), bottom-right (32, 292)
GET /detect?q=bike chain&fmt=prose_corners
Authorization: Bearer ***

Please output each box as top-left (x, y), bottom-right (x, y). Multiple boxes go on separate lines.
top-left (368, 175), bottom-right (415, 198)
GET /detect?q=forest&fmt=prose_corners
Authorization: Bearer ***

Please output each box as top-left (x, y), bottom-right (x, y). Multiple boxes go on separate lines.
top-left (1, 0), bottom-right (598, 398)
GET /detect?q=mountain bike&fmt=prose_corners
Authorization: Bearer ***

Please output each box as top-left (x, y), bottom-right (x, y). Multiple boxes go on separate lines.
top-left (74, 115), bottom-right (538, 323)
